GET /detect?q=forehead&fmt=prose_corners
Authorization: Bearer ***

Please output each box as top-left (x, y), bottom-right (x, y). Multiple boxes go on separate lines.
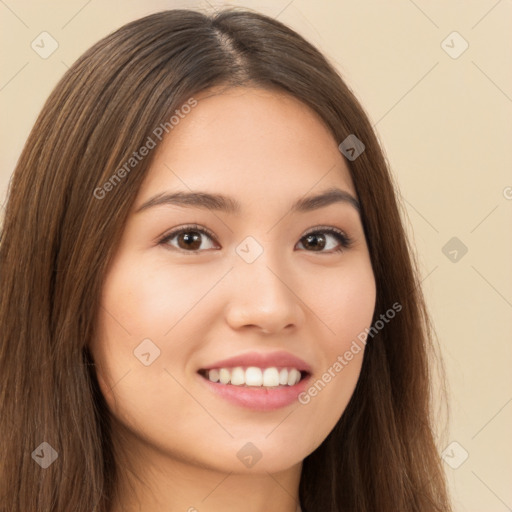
top-left (135, 87), bottom-right (356, 211)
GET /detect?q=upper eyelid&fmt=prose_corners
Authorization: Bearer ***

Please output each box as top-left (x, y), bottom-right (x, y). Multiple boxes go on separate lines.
top-left (161, 224), bottom-right (349, 238)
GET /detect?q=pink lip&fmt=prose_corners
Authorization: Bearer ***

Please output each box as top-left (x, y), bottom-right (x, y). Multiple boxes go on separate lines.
top-left (199, 350), bottom-right (312, 373)
top-left (198, 372), bottom-right (312, 411)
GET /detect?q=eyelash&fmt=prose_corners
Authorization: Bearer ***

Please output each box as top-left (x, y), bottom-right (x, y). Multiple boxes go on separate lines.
top-left (158, 224), bottom-right (354, 254)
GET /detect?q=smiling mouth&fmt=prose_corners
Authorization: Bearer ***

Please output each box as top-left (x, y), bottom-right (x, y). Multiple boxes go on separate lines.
top-left (197, 367), bottom-right (310, 388)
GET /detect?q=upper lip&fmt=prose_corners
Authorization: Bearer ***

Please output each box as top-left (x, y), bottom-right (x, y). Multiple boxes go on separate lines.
top-left (199, 350), bottom-right (312, 373)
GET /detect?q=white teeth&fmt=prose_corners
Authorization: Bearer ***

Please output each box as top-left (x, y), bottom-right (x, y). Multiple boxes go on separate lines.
top-left (245, 367), bottom-right (263, 386)
top-left (206, 366), bottom-right (304, 387)
top-left (230, 367), bottom-right (245, 386)
top-left (262, 368), bottom-right (279, 387)
top-left (219, 368), bottom-right (230, 384)
top-left (208, 368), bottom-right (219, 382)
top-left (288, 368), bottom-right (301, 386)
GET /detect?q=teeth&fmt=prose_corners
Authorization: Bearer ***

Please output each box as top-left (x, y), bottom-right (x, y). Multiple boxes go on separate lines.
top-left (262, 368), bottom-right (279, 387)
top-left (231, 367), bottom-right (245, 386)
top-left (288, 369), bottom-right (300, 386)
top-left (245, 367), bottom-right (263, 386)
top-left (219, 368), bottom-right (230, 384)
top-left (208, 368), bottom-right (220, 382)
top-left (206, 366), bottom-right (303, 387)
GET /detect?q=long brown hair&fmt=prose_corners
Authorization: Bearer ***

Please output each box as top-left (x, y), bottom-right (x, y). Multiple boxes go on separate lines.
top-left (0, 8), bottom-right (451, 511)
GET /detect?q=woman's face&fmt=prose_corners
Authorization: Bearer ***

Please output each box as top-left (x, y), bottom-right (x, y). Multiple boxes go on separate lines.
top-left (90, 87), bottom-right (376, 475)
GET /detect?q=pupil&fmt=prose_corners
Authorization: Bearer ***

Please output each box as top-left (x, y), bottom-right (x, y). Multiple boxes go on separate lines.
top-left (305, 234), bottom-right (325, 251)
top-left (179, 232), bottom-right (201, 250)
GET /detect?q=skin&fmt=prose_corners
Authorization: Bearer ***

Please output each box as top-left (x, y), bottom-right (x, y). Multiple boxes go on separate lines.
top-left (89, 86), bottom-right (376, 512)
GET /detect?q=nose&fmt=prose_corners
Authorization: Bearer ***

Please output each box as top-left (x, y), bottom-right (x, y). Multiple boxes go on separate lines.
top-left (224, 256), bottom-right (305, 335)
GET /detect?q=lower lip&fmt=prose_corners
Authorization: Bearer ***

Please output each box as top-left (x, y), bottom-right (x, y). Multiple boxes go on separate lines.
top-left (198, 373), bottom-right (311, 411)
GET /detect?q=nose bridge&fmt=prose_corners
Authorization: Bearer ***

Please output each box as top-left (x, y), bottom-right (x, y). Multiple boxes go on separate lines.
top-left (236, 242), bottom-right (292, 303)
top-left (226, 236), bottom-right (303, 331)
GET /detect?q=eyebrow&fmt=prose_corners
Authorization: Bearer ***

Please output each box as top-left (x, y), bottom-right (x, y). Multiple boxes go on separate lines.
top-left (135, 186), bottom-right (360, 215)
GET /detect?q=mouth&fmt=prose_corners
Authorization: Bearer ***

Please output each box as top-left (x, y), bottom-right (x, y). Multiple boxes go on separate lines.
top-left (196, 366), bottom-right (312, 411)
top-left (196, 350), bottom-right (313, 410)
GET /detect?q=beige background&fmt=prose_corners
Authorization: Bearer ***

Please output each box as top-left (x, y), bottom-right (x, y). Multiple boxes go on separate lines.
top-left (1, 1), bottom-right (511, 510)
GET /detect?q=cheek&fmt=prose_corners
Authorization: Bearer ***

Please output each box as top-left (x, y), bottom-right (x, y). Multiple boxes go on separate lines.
top-left (294, 258), bottom-right (375, 434)
top-left (90, 255), bottom-right (222, 414)
top-left (309, 258), bottom-right (376, 347)
top-left (98, 255), bottom-right (218, 340)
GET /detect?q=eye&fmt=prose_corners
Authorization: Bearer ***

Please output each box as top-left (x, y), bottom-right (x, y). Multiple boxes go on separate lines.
top-left (159, 224), bottom-right (218, 253)
top-left (296, 227), bottom-right (353, 253)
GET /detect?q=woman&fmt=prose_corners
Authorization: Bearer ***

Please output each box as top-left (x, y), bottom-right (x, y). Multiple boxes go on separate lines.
top-left (0, 8), bottom-right (452, 512)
